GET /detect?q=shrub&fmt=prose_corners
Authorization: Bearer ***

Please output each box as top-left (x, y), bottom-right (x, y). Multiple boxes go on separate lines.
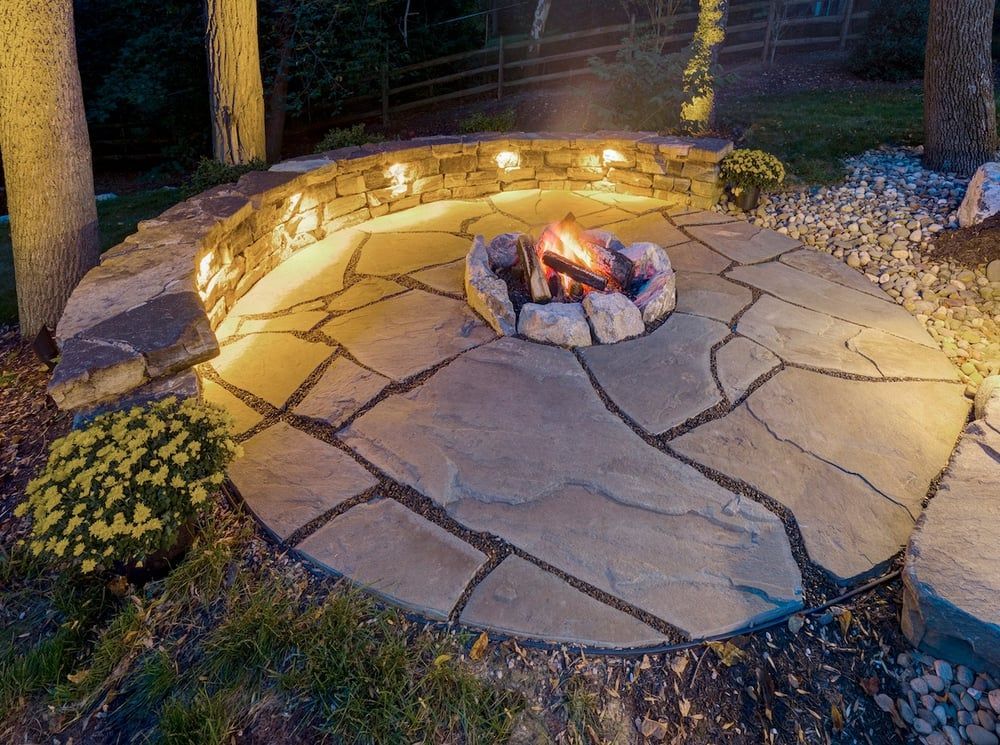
top-left (182, 157), bottom-right (267, 197)
top-left (849, 0), bottom-right (928, 82)
top-left (15, 397), bottom-right (240, 574)
top-left (315, 123), bottom-right (384, 153)
top-left (587, 34), bottom-right (686, 131)
top-left (457, 109), bottom-right (517, 134)
top-left (720, 149), bottom-right (786, 192)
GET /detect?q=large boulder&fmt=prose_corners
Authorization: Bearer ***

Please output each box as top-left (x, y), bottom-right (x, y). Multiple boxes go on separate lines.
top-left (958, 162), bottom-right (1000, 228)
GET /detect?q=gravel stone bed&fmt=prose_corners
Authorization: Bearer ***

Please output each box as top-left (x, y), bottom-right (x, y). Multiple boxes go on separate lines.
top-left (723, 146), bottom-right (1000, 396)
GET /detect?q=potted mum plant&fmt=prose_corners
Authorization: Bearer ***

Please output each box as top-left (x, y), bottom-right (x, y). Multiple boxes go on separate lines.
top-left (15, 396), bottom-right (240, 583)
top-left (719, 149), bottom-right (786, 211)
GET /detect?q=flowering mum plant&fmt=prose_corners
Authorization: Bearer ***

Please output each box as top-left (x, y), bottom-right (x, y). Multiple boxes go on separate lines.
top-left (720, 149), bottom-right (786, 194)
top-left (15, 397), bottom-right (241, 574)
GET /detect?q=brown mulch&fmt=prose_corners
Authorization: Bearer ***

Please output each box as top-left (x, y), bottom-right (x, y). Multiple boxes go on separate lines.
top-left (0, 326), bottom-right (71, 547)
top-left (929, 212), bottom-right (1000, 267)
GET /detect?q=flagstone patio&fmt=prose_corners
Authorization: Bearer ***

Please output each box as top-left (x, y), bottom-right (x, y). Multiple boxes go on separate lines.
top-left (208, 190), bottom-right (971, 648)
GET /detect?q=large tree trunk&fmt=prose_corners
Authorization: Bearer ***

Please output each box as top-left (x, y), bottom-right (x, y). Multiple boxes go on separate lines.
top-left (528, 0), bottom-right (552, 57)
top-left (205, 0), bottom-right (266, 165)
top-left (923, 0), bottom-right (997, 175)
top-left (0, 0), bottom-right (100, 338)
top-left (680, 0), bottom-right (730, 132)
top-left (264, 8), bottom-right (296, 163)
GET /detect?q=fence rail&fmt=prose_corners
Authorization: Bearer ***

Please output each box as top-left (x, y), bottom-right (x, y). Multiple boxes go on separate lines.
top-left (334, 0), bottom-right (870, 126)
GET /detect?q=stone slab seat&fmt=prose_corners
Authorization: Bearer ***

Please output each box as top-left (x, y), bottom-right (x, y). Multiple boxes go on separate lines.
top-left (47, 133), bottom-right (731, 412)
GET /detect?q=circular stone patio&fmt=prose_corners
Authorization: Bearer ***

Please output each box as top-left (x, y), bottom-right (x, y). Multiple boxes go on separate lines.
top-left (205, 189), bottom-right (970, 649)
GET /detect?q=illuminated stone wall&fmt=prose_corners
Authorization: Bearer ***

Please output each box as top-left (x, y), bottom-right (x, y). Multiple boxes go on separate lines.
top-left (48, 132), bottom-right (731, 412)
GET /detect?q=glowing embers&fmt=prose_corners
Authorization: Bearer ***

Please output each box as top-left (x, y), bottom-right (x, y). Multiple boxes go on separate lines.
top-left (386, 163), bottom-right (408, 196)
top-left (494, 150), bottom-right (521, 170)
top-left (532, 214), bottom-right (634, 301)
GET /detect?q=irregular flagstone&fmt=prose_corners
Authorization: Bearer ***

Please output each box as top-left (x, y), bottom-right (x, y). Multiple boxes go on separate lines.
top-left (674, 368), bottom-right (969, 579)
top-left (230, 423), bottom-right (377, 540)
top-left (466, 211), bottom-right (531, 241)
top-left (341, 338), bottom-right (802, 637)
top-left (678, 369), bottom-right (969, 577)
top-left (669, 209), bottom-right (740, 226)
top-left (238, 310), bottom-right (328, 334)
top-left (490, 189), bottom-right (606, 226)
top-left (201, 378), bottom-right (264, 435)
top-left (576, 207), bottom-right (635, 229)
top-left (296, 498), bottom-right (486, 621)
top-left (326, 277), bottom-right (407, 312)
top-left (687, 221), bottom-right (800, 264)
top-left (902, 399), bottom-right (1000, 673)
top-left (211, 332), bottom-right (333, 407)
top-left (409, 259), bottom-right (465, 294)
top-left (322, 290), bottom-right (495, 380)
top-left (361, 200), bottom-right (491, 233)
top-left (779, 248), bottom-right (888, 300)
top-left (662, 240), bottom-right (731, 274)
top-left (231, 230), bottom-right (362, 315)
top-left (727, 261), bottom-right (934, 347)
top-left (675, 273), bottom-right (753, 323)
top-left (606, 212), bottom-right (689, 248)
top-left (581, 314), bottom-right (728, 434)
top-left (737, 296), bottom-right (957, 379)
top-left (579, 190), bottom-right (674, 213)
top-left (715, 337), bottom-right (779, 402)
top-left (294, 356), bottom-right (390, 427)
top-left (460, 556), bottom-right (665, 648)
top-left (355, 231), bottom-right (471, 276)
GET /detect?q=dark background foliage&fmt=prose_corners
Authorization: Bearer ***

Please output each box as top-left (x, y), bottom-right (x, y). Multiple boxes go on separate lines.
top-left (848, 0), bottom-right (929, 82)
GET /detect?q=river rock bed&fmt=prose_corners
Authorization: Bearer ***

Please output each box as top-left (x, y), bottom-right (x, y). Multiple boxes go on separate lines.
top-left (722, 147), bottom-right (1000, 396)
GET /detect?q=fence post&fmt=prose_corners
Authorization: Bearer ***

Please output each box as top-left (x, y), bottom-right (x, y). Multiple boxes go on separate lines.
top-left (380, 62), bottom-right (390, 127)
top-left (838, 0), bottom-right (855, 51)
top-left (761, 0), bottom-right (778, 64)
top-left (497, 36), bottom-right (504, 99)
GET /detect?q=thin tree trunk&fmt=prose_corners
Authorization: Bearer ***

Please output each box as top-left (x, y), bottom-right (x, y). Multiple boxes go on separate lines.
top-left (0, 0), bottom-right (100, 338)
top-left (205, 0), bottom-right (266, 165)
top-left (529, 0), bottom-right (552, 57)
top-left (923, 0), bottom-right (997, 175)
top-left (265, 9), bottom-right (296, 163)
top-left (680, 0), bottom-right (730, 132)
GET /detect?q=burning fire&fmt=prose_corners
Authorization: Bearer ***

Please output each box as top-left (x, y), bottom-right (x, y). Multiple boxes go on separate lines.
top-left (537, 220), bottom-right (600, 294)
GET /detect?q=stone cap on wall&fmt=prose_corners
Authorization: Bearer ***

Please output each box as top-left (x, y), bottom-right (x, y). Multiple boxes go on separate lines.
top-left (48, 132), bottom-right (732, 412)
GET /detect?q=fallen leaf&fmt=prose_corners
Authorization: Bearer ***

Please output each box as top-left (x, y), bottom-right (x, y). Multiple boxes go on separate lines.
top-left (670, 654), bottom-right (689, 677)
top-left (66, 669), bottom-right (90, 685)
top-left (433, 653), bottom-right (452, 667)
top-left (469, 631), bottom-right (488, 661)
top-left (861, 676), bottom-right (879, 696)
top-left (679, 698), bottom-right (691, 717)
top-left (707, 641), bottom-right (745, 666)
top-left (837, 609), bottom-right (853, 638)
top-left (831, 703), bottom-right (845, 732)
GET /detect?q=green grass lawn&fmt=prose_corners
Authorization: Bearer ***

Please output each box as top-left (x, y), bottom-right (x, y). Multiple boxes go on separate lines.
top-left (0, 188), bottom-right (182, 325)
top-left (718, 87), bottom-right (926, 184)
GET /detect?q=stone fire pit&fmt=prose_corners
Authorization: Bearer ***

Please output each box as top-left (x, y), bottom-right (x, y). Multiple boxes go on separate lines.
top-left (466, 216), bottom-right (676, 347)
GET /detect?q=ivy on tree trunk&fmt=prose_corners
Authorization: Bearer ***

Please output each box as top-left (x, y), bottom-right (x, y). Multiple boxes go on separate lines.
top-left (923, 0), bottom-right (998, 176)
top-left (0, 0), bottom-right (100, 337)
top-left (680, 0), bottom-right (729, 133)
top-left (205, 0), bottom-right (267, 165)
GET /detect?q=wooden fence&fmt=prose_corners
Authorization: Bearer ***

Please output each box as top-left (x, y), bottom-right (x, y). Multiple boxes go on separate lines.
top-left (337, 0), bottom-right (870, 126)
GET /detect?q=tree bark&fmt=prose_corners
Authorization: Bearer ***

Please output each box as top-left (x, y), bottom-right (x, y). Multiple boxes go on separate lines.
top-left (529, 0), bottom-right (552, 57)
top-left (681, 0), bottom-right (730, 132)
top-left (205, 0), bottom-right (266, 165)
top-left (264, 8), bottom-right (296, 163)
top-left (0, 0), bottom-right (100, 338)
top-left (923, 0), bottom-right (998, 175)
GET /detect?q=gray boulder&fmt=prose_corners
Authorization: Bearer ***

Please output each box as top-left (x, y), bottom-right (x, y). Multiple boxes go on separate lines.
top-left (518, 302), bottom-right (592, 347)
top-left (959, 163), bottom-right (1000, 228)
top-left (583, 292), bottom-right (645, 343)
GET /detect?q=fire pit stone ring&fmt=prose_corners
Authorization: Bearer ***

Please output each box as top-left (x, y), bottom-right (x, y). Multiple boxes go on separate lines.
top-left (466, 218), bottom-right (676, 347)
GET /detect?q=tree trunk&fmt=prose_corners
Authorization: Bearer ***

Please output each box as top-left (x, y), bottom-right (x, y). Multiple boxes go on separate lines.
top-left (529, 0), bottom-right (552, 57)
top-left (264, 9), bottom-right (296, 163)
top-left (205, 0), bottom-right (266, 165)
top-left (923, 0), bottom-right (998, 175)
top-left (680, 0), bottom-right (730, 133)
top-left (0, 0), bottom-right (100, 338)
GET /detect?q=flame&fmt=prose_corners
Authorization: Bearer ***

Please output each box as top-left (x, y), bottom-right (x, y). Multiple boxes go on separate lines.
top-left (538, 221), bottom-right (599, 294)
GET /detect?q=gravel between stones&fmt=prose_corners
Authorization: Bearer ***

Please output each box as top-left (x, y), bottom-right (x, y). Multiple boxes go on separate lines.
top-left (724, 146), bottom-right (1000, 396)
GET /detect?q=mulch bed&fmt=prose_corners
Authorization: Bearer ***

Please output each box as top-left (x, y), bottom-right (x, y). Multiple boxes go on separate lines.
top-left (0, 326), bottom-right (70, 548)
top-left (929, 212), bottom-right (1000, 267)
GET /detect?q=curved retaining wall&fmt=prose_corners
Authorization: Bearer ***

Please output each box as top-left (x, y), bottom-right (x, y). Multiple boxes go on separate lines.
top-left (49, 132), bottom-right (732, 412)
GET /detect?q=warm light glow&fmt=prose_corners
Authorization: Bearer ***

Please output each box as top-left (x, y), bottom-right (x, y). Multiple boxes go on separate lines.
top-left (538, 223), bottom-right (598, 294)
top-left (494, 150), bottom-right (520, 170)
top-left (197, 252), bottom-right (214, 297)
top-left (387, 163), bottom-right (408, 196)
top-left (603, 148), bottom-right (627, 165)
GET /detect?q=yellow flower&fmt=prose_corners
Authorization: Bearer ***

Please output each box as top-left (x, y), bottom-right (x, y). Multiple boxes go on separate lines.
top-left (81, 559), bottom-right (97, 573)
